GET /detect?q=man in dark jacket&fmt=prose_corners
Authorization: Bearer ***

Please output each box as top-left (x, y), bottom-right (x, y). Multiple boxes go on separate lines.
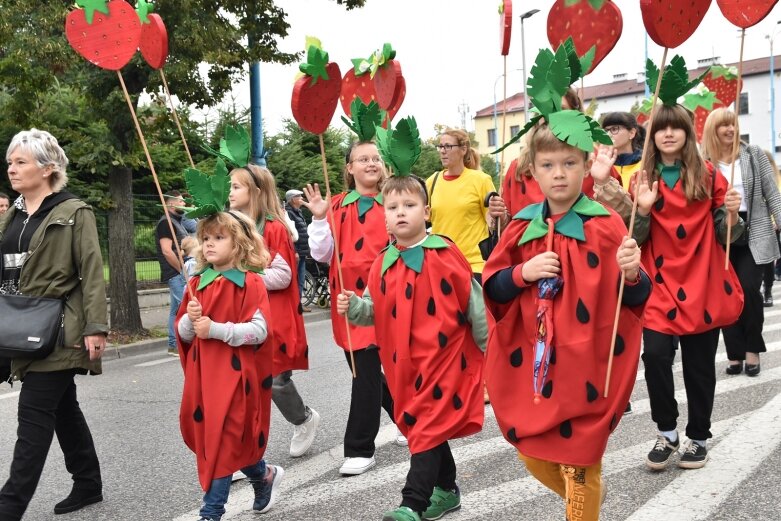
top-left (285, 189), bottom-right (311, 311)
top-left (155, 190), bottom-right (188, 354)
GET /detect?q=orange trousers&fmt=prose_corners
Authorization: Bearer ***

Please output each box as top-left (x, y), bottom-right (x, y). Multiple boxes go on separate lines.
top-left (519, 452), bottom-right (603, 521)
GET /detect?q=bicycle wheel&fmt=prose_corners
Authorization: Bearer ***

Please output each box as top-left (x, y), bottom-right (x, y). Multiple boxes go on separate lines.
top-left (302, 271), bottom-right (316, 307)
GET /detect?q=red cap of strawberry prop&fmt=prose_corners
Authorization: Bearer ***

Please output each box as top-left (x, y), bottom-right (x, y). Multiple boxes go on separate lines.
top-left (136, 0), bottom-right (168, 69)
top-left (291, 38), bottom-right (342, 135)
top-left (65, 0), bottom-right (142, 71)
top-left (717, 0), bottom-right (779, 28)
top-left (702, 65), bottom-right (742, 109)
top-left (499, 0), bottom-right (513, 56)
top-left (547, 0), bottom-right (622, 73)
top-left (640, 0), bottom-right (711, 49)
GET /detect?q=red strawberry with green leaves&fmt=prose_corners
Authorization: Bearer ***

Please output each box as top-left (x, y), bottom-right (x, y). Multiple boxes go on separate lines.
top-left (702, 65), bottom-right (742, 109)
top-left (345, 44), bottom-right (402, 111)
top-left (500, 0), bottom-right (513, 56)
top-left (717, 0), bottom-right (778, 28)
top-left (340, 69), bottom-right (377, 116)
top-left (547, 0), bottom-right (622, 73)
top-left (65, 0), bottom-right (142, 71)
top-left (291, 42), bottom-right (342, 135)
top-left (683, 85), bottom-right (721, 141)
top-left (640, 0), bottom-right (711, 49)
top-left (136, 0), bottom-right (168, 69)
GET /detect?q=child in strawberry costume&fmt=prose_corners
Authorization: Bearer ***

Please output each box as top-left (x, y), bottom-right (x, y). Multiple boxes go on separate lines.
top-left (632, 57), bottom-right (745, 472)
top-left (483, 47), bottom-right (651, 521)
top-left (338, 116), bottom-right (487, 521)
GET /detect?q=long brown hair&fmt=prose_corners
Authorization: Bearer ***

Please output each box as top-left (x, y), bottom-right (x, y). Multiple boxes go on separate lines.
top-left (700, 108), bottom-right (739, 163)
top-left (642, 104), bottom-right (710, 202)
top-left (230, 164), bottom-right (292, 237)
top-left (195, 211), bottom-right (270, 272)
top-left (440, 128), bottom-right (480, 170)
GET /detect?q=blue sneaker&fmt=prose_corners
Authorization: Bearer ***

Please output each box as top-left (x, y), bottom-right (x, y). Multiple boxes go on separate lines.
top-left (251, 464), bottom-right (285, 514)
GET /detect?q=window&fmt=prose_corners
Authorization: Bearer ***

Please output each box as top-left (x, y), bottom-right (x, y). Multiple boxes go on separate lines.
top-left (488, 128), bottom-right (497, 147)
top-left (738, 92), bottom-right (749, 115)
top-left (510, 125), bottom-right (520, 136)
top-left (740, 133), bottom-right (750, 144)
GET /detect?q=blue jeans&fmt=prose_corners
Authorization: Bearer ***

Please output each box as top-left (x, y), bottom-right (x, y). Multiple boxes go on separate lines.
top-left (200, 460), bottom-right (266, 520)
top-left (167, 274), bottom-right (186, 349)
top-left (297, 256), bottom-right (306, 299)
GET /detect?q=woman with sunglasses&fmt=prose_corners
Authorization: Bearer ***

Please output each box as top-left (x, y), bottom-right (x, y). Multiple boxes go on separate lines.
top-left (426, 129), bottom-right (496, 283)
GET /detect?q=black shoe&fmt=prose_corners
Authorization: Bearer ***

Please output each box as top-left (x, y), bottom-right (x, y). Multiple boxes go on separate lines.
top-left (646, 434), bottom-right (679, 470)
top-left (764, 295), bottom-right (773, 307)
top-left (678, 440), bottom-right (708, 469)
top-left (624, 402), bottom-right (632, 414)
top-left (746, 363), bottom-right (761, 377)
top-left (725, 362), bottom-right (743, 375)
top-left (54, 488), bottom-right (103, 514)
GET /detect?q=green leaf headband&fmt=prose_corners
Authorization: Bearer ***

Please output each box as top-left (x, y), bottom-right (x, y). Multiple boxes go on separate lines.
top-left (374, 116), bottom-right (421, 176)
top-left (341, 98), bottom-right (386, 142)
top-left (646, 55), bottom-right (710, 107)
top-left (493, 43), bottom-right (611, 155)
top-left (202, 124), bottom-right (251, 168)
top-left (182, 158), bottom-right (231, 219)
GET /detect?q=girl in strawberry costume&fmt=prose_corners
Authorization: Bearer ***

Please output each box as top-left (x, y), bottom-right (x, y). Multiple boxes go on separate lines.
top-left (631, 57), bottom-right (745, 472)
top-left (338, 116), bottom-right (487, 521)
top-left (483, 47), bottom-right (651, 521)
top-left (306, 101), bottom-right (397, 476)
top-left (230, 164), bottom-right (320, 459)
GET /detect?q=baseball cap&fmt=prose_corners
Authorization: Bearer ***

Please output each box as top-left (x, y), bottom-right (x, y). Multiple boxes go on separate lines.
top-left (285, 189), bottom-right (304, 203)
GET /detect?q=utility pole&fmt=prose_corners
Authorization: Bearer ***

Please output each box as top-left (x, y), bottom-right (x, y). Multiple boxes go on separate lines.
top-left (458, 100), bottom-right (470, 130)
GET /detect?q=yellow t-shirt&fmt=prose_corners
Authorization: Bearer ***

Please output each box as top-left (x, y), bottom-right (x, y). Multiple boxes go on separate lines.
top-left (426, 168), bottom-right (495, 273)
top-left (615, 162), bottom-right (643, 190)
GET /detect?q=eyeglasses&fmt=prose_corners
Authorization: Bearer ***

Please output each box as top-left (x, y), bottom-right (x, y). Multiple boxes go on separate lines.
top-left (604, 126), bottom-right (625, 135)
top-left (435, 144), bottom-right (462, 151)
top-left (350, 156), bottom-right (384, 165)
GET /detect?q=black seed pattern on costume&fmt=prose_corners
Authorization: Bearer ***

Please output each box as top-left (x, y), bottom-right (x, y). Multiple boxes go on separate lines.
top-left (586, 382), bottom-right (598, 403)
top-left (415, 374), bottom-right (423, 391)
top-left (231, 354), bottom-right (241, 371)
top-left (192, 346), bottom-right (197, 362)
top-left (576, 299), bottom-right (590, 323)
top-left (393, 351), bottom-right (397, 363)
top-left (655, 255), bottom-right (664, 269)
top-left (508, 427), bottom-right (520, 443)
top-left (587, 251), bottom-right (599, 268)
top-left (355, 237), bottom-right (364, 251)
top-left (433, 384), bottom-right (443, 399)
top-left (339, 253), bottom-right (343, 263)
top-left (357, 213), bottom-right (366, 224)
top-left (510, 347), bottom-right (523, 367)
top-left (609, 413), bottom-right (618, 431)
top-left (392, 305), bottom-right (397, 318)
top-left (453, 393), bottom-right (463, 410)
top-left (438, 332), bottom-right (448, 348)
top-left (461, 353), bottom-right (467, 370)
top-left (279, 343), bottom-right (287, 354)
top-left (193, 406), bottom-right (204, 422)
top-left (541, 380), bottom-right (553, 398)
top-left (560, 420), bottom-right (573, 438)
top-left (403, 412), bottom-right (417, 426)
top-left (258, 431), bottom-right (266, 448)
top-left (341, 212), bottom-right (347, 223)
top-left (724, 281), bottom-right (733, 295)
top-left (667, 308), bottom-right (677, 320)
top-left (614, 335), bottom-right (625, 356)
top-left (427, 297), bottom-right (436, 315)
top-left (262, 375), bottom-right (273, 389)
top-left (245, 380), bottom-right (251, 395)
top-left (405, 282), bottom-right (413, 299)
top-left (655, 197), bottom-right (665, 212)
top-left (550, 346), bottom-right (557, 365)
top-left (704, 310), bottom-right (713, 324)
top-left (441, 278), bottom-right (453, 295)
top-left (676, 224), bottom-right (686, 239)
top-left (457, 310), bottom-right (467, 326)
top-left (305, 346), bottom-right (309, 358)
top-left (677, 288), bottom-right (687, 301)
top-left (380, 277), bottom-right (386, 294)
top-left (655, 273), bottom-right (664, 284)
top-left (298, 302), bottom-right (304, 314)
top-left (355, 277), bottom-right (365, 290)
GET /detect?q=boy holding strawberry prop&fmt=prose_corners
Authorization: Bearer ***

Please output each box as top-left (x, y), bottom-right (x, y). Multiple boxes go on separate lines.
top-left (337, 116), bottom-right (488, 521)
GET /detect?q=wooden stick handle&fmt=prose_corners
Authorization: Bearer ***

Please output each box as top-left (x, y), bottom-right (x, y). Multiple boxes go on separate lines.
top-left (725, 29), bottom-right (746, 268)
top-left (116, 71), bottom-right (193, 302)
top-left (159, 69), bottom-right (195, 169)
top-left (605, 47), bottom-right (669, 398)
top-left (319, 134), bottom-right (356, 378)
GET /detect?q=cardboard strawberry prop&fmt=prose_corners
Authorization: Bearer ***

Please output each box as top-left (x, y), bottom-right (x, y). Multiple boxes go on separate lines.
top-left (547, 0), bottom-right (621, 73)
top-left (342, 43), bottom-right (406, 118)
top-left (65, 0), bottom-right (142, 71)
top-left (499, 0), bottom-right (513, 56)
top-left (175, 164), bottom-right (274, 490)
top-left (717, 0), bottom-right (779, 28)
top-left (640, 0), bottom-right (711, 49)
top-left (136, 0), bottom-right (168, 69)
top-left (291, 39), bottom-right (342, 135)
top-left (682, 83), bottom-right (721, 141)
top-left (702, 65), bottom-right (742, 110)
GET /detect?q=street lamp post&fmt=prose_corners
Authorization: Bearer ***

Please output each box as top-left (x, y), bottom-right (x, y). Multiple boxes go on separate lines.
top-left (520, 9), bottom-right (540, 123)
top-left (767, 21), bottom-right (781, 161)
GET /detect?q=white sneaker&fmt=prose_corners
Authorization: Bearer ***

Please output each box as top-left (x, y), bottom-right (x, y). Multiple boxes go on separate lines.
top-left (290, 408), bottom-right (320, 457)
top-left (395, 428), bottom-right (408, 447)
top-left (339, 456), bottom-right (376, 475)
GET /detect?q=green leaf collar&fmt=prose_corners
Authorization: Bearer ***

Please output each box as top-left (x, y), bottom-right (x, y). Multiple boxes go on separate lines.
top-left (515, 195), bottom-right (610, 244)
top-left (381, 234), bottom-right (449, 275)
top-left (341, 190), bottom-right (383, 217)
top-left (196, 267), bottom-right (263, 290)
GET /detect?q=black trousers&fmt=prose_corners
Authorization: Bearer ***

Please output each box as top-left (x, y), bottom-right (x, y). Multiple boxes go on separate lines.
top-left (401, 442), bottom-right (457, 514)
top-left (343, 348), bottom-right (395, 457)
top-left (0, 370), bottom-right (101, 521)
top-left (723, 242), bottom-right (768, 360)
top-left (643, 328), bottom-right (719, 440)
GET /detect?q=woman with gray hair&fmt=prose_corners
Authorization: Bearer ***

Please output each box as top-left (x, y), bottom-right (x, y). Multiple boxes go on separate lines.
top-left (0, 129), bottom-right (108, 520)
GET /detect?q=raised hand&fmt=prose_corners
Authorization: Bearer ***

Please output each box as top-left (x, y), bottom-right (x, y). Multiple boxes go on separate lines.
top-left (634, 170), bottom-right (659, 217)
top-left (303, 183), bottom-right (329, 220)
top-left (591, 144), bottom-right (618, 185)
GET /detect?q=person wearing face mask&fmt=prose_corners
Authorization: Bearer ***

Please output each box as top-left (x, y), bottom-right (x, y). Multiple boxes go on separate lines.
top-left (155, 190), bottom-right (189, 356)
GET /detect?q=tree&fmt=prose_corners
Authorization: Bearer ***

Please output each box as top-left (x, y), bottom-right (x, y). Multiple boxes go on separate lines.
top-left (0, 0), bottom-right (367, 334)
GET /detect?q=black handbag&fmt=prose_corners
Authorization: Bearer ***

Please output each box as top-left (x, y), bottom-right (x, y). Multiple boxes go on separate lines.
top-left (0, 293), bottom-right (64, 359)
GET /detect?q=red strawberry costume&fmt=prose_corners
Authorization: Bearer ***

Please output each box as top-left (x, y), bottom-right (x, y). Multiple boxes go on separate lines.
top-left (483, 196), bottom-right (648, 466)
top-left (259, 217), bottom-right (308, 372)
top-left (349, 235), bottom-right (486, 454)
top-left (176, 271), bottom-right (273, 490)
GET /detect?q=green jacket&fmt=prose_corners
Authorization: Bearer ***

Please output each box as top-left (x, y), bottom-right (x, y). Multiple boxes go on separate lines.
top-left (0, 198), bottom-right (108, 380)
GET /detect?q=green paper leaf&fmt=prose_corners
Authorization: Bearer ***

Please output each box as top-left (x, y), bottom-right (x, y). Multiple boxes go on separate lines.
top-left (547, 110), bottom-right (595, 152)
top-left (527, 46), bottom-right (571, 116)
top-left (341, 98), bottom-right (385, 142)
top-left (183, 158), bottom-right (231, 218)
top-left (710, 64), bottom-right (738, 80)
top-left (219, 125), bottom-right (250, 167)
top-left (375, 116), bottom-right (422, 176)
top-left (492, 115), bottom-right (543, 155)
top-left (648, 55), bottom-right (710, 107)
top-left (588, 117), bottom-right (613, 146)
top-left (299, 45), bottom-right (330, 84)
top-left (563, 38), bottom-right (583, 83)
top-left (682, 89), bottom-right (720, 111)
top-left (304, 35), bottom-right (322, 52)
top-left (565, 0), bottom-right (607, 9)
top-left (579, 45), bottom-right (596, 78)
top-left (135, 0), bottom-right (154, 24)
top-left (76, 0), bottom-right (109, 24)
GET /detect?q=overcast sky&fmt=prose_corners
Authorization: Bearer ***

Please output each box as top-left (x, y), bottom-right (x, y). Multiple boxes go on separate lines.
top-left (215, 0), bottom-right (781, 140)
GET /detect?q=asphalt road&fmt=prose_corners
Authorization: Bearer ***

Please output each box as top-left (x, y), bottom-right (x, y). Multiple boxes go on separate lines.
top-left (1, 294), bottom-right (780, 521)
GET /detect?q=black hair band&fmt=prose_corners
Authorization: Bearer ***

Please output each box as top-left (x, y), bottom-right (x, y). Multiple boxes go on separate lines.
top-left (244, 166), bottom-right (262, 189)
top-left (226, 210), bottom-right (253, 238)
